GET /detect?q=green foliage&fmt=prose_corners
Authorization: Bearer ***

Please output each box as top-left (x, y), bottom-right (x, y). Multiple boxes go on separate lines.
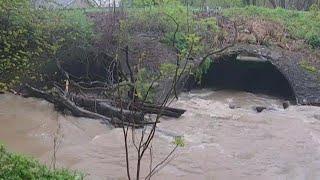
top-left (194, 58), bottom-right (213, 84)
top-left (122, 2), bottom-right (219, 69)
top-left (135, 68), bottom-right (157, 102)
top-left (209, 0), bottom-right (243, 7)
top-left (123, 0), bottom-right (181, 7)
top-left (124, 2), bottom-right (191, 36)
top-left (217, 0), bottom-right (244, 7)
top-left (160, 34), bottom-right (202, 78)
top-left (172, 136), bottom-right (185, 147)
top-left (163, 32), bottom-right (189, 51)
top-left (163, 33), bottom-right (202, 55)
top-left (0, 0), bottom-right (93, 90)
top-left (299, 60), bottom-right (318, 74)
top-left (188, 0), bottom-right (244, 8)
top-left (309, 4), bottom-right (320, 11)
top-left (196, 17), bottom-right (219, 33)
top-left (307, 34), bottom-right (320, 48)
top-left (224, 6), bottom-right (320, 48)
top-left (160, 63), bottom-right (177, 78)
top-left (0, 145), bottom-right (83, 180)
top-left (131, 0), bottom-right (160, 7)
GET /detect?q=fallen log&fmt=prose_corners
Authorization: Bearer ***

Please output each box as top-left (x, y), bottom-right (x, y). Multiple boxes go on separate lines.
top-left (70, 94), bottom-right (145, 124)
top-left (23, 85), bottom-right (147, 127)
top-left (70, 80), bottom-right (132, 91)
top-left (23, 84), bottom-right (111, 124)
top-left (67, 94), bottom-right (186, 118)
top-left (138, 103), bottom-right (186, 118)
top-left (23, 85), bottom-right (56, 104)
top-left (22, 83), bottom-right (185, 128)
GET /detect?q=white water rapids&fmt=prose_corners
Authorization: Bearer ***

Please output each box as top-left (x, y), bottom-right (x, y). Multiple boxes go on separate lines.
top-left (1, 89), bottom-right (320, 180)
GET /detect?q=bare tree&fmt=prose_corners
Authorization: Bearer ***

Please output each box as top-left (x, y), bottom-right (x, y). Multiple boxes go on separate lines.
top-left (116, 11), bottom-right (238, 179)
top-left (21, 3), bottom-right (237, 179)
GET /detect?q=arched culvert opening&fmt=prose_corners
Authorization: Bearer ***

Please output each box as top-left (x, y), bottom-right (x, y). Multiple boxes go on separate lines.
top-left (199, 56), bottom-right (296, 100)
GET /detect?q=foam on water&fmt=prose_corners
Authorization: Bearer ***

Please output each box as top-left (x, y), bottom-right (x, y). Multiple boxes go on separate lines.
top-left (1, 90), bottom-right (320, 179)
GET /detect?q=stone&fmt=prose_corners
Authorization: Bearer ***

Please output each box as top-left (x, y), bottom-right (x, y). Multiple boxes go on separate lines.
top-left (229, 103), bottom-right (240, 109)
top-left (282, 101), bottom-right (290, 109)
top-left (314, 115), bottom-right (320, 121)
top-left (255, 106), bottom-right (267, 113)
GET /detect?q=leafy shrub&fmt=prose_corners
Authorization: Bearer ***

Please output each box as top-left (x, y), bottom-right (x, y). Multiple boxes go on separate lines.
top-left (124, 2), bottom-right (191, 35)
top-left (0, 145), bottom-right (83, 179)
top-left (162, 32), bottom-right (189, 51)
top-left (135, 68), bottom-right (156, 102)
top-left (193, 58), bottom-right (213, 84)
top-left (173, 136), bottom-right (185, 147)
top-left (307, 34), bottom-right (320, 48)
top-left (122, 0), bottom-right (181, 7)
top-left (160, 63), bottom-right (178, 78)
top-left (192, 0), bottom-right (243, 8)
top-left (0, 0), bottom-right (93, 90)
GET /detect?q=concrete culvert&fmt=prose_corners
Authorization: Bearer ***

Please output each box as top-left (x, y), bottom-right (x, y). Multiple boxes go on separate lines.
top-left (199, 56), bottom-right (296, 101)
top-left (181, 44), bottom-right (320, 105)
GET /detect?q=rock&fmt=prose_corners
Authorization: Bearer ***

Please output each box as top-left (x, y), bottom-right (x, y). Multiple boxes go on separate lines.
top-left (229, 104), bottom-right (236, 109)
top-left (314, 115), bottom-right (320, 121)
top-left (229, 103), bottom-right (240, 109)
top-left (255, 106), bottom-right (267, 113)
top-left (267, 107), bottom-right (277, 111)
top-left (282, 101), bottom-right (290, 109)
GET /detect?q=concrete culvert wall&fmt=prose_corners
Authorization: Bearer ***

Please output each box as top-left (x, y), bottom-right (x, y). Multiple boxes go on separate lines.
top-left (182, 44), bottom-right (320, 105)
top-left (200, 57), bottom-right (296, 100)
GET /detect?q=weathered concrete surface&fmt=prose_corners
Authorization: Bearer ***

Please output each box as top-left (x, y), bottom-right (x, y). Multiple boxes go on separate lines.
top-left (210, 44), bottom-right (320, 105)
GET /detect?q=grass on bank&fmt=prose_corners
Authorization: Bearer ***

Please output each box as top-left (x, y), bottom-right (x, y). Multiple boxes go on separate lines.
top-left (0, 145), bottom-right (83, 180)
top-left (224, 6), bottom-right (320, 48)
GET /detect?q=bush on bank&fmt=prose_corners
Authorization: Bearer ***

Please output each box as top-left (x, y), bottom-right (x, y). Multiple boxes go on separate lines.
top-left (0, 145), bottom-right (83, 180)
top-left (0, 0), bottom-right (93, 91)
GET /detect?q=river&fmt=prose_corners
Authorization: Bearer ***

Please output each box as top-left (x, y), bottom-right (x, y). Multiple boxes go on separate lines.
top-left (1, 89), bottom-right (320, 180)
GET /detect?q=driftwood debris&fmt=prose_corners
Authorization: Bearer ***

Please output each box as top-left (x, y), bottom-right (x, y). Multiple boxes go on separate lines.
top-left (20, 46), bottom-right (186, 127)
top-left (23, 84), bottom-right (185, 127)
top-left (70, 94), bottom-right (145, 124)
top-left (23, 84), bottom-right (112, 124)
top-left (128, 102), bottom-right (186, 118)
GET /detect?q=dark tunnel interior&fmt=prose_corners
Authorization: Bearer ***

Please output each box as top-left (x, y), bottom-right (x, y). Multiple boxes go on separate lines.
top-left (199, 58), bottom-right (296, 100)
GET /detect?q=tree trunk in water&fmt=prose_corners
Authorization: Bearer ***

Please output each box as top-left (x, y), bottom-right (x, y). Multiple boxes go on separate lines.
top-left (22, 85), bottom-right (186, 127)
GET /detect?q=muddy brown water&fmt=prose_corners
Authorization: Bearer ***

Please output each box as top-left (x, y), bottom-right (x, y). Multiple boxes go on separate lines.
top-left (1, 90), bottom-right (320, 180)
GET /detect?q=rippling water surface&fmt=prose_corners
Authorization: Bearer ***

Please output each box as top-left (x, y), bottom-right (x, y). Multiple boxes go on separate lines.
top-left (1, 89), bottom-right (320, 180)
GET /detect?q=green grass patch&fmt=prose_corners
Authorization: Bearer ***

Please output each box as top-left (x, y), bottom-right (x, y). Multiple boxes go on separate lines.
top-left (0, 145), bottom-right (83, 180)
top-left (224, 6), bottom-right (320, 48)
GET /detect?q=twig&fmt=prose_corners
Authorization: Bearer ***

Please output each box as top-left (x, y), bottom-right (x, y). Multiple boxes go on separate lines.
top-left (145, 145), bottom-right (178, 179)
